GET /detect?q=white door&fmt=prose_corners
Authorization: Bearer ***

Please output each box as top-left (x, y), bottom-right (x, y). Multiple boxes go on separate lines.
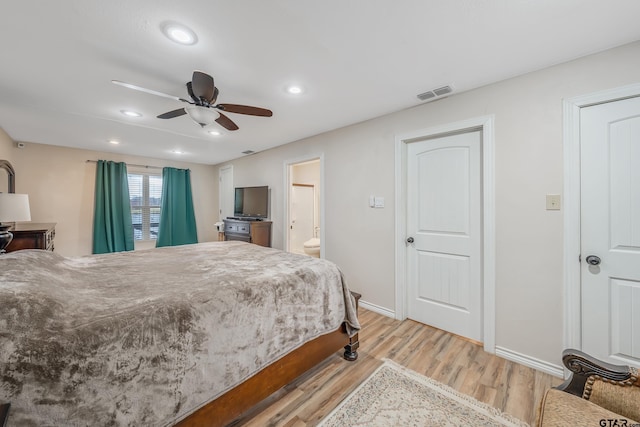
top-left (406, 130), bottom-right (482, 341)
top-left (580, 96), bottom-right (640, 366)
top-left (290, 184), bottom-right (314, 254)
top-left (219, 165), bottom-right (233, 220)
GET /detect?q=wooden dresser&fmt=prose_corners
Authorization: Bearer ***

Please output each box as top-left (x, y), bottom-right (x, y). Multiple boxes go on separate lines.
top-left (5, 222), bottom-right (56, 252)
top-left (223, 219), bottom-right (272, 247)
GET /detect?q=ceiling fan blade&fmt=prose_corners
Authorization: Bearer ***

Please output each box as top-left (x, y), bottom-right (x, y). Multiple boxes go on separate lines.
top-left (112, 80), bottom-right (186, 102)
top-left (215, 104), bottom-right (273, 117)
top-left (211, 87), bottom-right (219, 104)
top-left (157, 108), bottom-right (187, 119)
top-left (186, 82), bottom-right (199, 103)
top-left (191, 71), bottom-right (215, 102)
top-left (215, 112), bottom-right (239, 131)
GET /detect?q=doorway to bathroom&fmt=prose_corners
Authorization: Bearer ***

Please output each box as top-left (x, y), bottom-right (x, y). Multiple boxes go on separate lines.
top-left (285, 156), bottom-right (323, 258)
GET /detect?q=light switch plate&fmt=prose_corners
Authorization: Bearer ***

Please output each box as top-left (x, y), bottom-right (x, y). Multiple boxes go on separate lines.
top-left (374, 196), bottom-right (385, 208)
top-left (546, 194), bottom-right (561, 210)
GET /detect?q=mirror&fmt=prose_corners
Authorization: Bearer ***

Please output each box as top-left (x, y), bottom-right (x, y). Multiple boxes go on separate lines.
top-left (0, 160), bottom-right (16, 193)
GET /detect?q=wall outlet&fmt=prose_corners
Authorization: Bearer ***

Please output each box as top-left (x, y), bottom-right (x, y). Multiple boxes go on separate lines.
top-left (546, 194), bottom-right (561, 210)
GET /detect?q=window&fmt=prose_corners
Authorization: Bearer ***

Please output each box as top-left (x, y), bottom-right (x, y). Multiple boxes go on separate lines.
top-left (128, 172), bottom-right (162, 241)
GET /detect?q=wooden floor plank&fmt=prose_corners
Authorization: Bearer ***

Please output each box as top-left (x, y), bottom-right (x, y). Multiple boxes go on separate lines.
top-left (237, 308), bottom-right (563, 426)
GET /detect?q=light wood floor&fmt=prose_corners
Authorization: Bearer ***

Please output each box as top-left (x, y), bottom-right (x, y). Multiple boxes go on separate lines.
top-left (237, 308), bottom-right (563, 426)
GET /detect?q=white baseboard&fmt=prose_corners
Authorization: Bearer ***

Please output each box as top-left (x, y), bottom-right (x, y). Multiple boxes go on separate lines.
top-left (358, 301), bottom-right (564, 378)
top-left (495, 346), bottom-right (564, 378)
top-left (359, 300), bottom-right (395, 319)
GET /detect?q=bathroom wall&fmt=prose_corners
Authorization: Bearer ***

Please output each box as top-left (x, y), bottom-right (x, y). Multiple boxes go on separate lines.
top-left (292, 159), bottom-right (320, 234)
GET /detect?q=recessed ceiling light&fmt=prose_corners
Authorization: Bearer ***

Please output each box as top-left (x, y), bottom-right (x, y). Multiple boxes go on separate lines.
top-left (120, 110), bottom-right (142, 118)
top-left (208, 130), bottom-right (221, 136)
top-left (286, 85), bottom-right (303, 95)
top-left (171, 150), bottom-right (184, 155)
top-left (108, 140), bottom-right (120, 145)
top-left (161, 21), bottom-right (197, 45)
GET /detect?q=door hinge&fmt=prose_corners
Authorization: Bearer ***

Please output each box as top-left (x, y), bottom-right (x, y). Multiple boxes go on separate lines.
top-left (578, 254), bottom-right (581, 262)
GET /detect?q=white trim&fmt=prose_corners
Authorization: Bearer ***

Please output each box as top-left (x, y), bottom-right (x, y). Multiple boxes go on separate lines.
top-left (562, 83), bottom-right (640, 353)
top-left (495, 346), bottom-right (564, 378)
top-left (394, 139), bottom-right (407, 321)
top-left (218, 164), bottom-right (233, 221)
top-left (359, 300), bottom-right (396, 319)
top-left (394, 115), bottom-right (496, 354)
top-left (283, 154), bottom-right (325, 258)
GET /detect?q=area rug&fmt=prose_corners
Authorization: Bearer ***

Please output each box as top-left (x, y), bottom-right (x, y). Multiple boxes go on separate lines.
top-left (318, 359), bottom-right (529, 427)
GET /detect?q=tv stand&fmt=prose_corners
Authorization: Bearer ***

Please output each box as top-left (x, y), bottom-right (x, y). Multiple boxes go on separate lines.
top-left (223, 218), bottom-right (272, 247)
top-left (228, 217), bottom-right (263, 221)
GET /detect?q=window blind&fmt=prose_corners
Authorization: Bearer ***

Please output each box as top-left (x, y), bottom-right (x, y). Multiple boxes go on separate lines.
top-left (127, 172), bottom-right (162, 241)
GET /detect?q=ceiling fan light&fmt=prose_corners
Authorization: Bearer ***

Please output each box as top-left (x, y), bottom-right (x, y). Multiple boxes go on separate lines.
top-left (185, 106), bottom-right (219, 127)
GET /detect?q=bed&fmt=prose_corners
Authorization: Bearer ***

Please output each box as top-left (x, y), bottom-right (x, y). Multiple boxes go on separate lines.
top-left (0, 241), bottom-right (360, 426)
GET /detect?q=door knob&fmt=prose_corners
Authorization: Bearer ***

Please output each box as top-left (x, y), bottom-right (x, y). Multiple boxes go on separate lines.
top-left (585, 255), bottom-right (601, 266)
top-left (406, 237), bottom-right (414, 244)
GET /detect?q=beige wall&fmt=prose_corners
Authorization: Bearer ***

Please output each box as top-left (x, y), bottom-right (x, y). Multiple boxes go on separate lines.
top-left (7, 141), bottom-right (217, 256)
top-left (215, 41), bottom-right (640, 367)
top-left (0, 128), bottom-right (15, 161)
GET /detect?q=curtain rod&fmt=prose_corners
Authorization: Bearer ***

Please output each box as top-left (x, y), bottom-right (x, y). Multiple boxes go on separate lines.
top-left (86, 160), bottom-right (163, 170)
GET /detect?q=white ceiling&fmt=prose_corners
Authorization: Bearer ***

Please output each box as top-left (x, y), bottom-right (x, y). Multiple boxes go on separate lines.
top-left (1, 1), bottom-right (639, 165)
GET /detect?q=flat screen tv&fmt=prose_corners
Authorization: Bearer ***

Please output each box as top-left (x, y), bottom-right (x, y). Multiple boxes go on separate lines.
top-left (233, 186), bottom-right (269, 219)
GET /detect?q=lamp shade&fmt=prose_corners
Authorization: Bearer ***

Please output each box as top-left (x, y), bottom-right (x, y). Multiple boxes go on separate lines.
top-left (185, 105), bottom-right (220, 127)
top-left (0, 193), bottom-right (32, 223)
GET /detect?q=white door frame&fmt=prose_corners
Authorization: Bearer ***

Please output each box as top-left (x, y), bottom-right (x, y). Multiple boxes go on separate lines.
top-left (218, 165), bottom-right (233, 221)
top-left (283, 154), bottom-right (325, 257)
top-left (395, 115), bottom-right (496, 353)
top-left (562, 83), bottom-right (640, 352)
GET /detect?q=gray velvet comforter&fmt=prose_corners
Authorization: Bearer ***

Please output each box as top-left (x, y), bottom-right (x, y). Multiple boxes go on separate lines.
top-left (0, 241), bottom-right (360, 426)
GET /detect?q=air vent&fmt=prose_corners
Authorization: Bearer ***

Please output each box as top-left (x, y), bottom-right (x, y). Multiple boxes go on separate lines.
top-left (416, 91), bottom-right (436, 101)
top-left (417, 84), bottom-right (454, 102)
top-left (242, 150), bottom-right (255, 155)
top-left (433, 85), bottom-right (453, 96)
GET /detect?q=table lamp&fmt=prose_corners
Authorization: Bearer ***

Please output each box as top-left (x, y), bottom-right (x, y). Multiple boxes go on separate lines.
top-left (0, 193), bottom-right (32, 253)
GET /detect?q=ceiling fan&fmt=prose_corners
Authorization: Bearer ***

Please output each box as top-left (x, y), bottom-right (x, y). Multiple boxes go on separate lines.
top-left (112, 71), bottom-right (273, 131)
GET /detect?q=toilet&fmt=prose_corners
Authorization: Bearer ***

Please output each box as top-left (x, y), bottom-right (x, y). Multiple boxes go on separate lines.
top-left (303, 237), bottom-right (320, 257)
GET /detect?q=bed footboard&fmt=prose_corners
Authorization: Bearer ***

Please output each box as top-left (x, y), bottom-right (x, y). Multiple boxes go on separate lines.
top-left (344, 291), bottom-right (360, 361)
top-left (344, 333), bottom-right (359, 361)
top-left (177, 289), bottom-right (360, 427)
top-left (175, 323), bottom-right (355, 427)
top-left (0, 403), bottom-right (9, 427)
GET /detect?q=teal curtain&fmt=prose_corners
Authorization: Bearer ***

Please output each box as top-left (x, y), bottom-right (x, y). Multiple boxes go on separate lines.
top-left (156, 167), bottom-right (198, 247)
top-left (92, 160), bottom-right (134, 254)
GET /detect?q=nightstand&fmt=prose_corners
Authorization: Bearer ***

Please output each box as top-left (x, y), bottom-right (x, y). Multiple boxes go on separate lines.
top-left (5, 223), bottom-right (56, 252)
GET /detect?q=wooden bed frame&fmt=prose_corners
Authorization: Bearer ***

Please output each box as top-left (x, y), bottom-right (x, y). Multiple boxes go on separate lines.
top-left (0, 402), bottom-right (9, 427)
top-left (176, 293), bottom-right (361, 427)
top-left (176, 323), bottom-right (359, 427)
